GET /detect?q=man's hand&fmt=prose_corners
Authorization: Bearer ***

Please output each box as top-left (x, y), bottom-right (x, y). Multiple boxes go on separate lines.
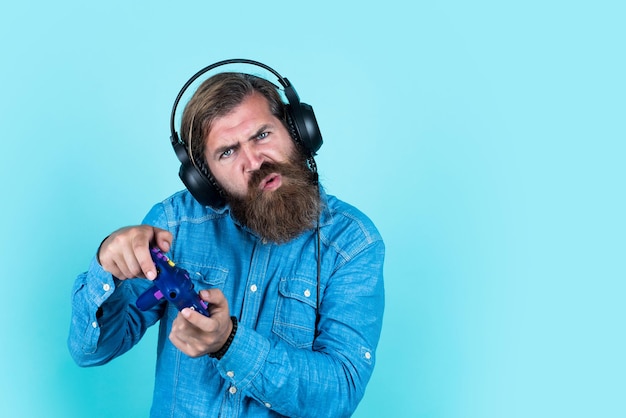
top-left (98, 225), bottom-right (173, 280)
top-left (169, 289), bottom-right (233, 358)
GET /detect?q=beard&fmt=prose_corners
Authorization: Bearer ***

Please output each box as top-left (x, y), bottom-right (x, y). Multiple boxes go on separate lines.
top-left (225, 155), bottom-right (321, 244)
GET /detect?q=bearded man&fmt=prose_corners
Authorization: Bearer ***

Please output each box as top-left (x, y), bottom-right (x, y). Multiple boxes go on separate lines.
top-left (68, 62), bottom-right (385, 418)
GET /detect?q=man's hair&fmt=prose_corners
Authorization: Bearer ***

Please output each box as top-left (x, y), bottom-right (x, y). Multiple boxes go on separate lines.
top-left (180, 72), bottom-right (288, 168)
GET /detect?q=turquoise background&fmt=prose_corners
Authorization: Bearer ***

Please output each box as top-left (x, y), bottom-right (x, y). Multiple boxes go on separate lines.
top-left (1, 1), bottom-right (624, 417)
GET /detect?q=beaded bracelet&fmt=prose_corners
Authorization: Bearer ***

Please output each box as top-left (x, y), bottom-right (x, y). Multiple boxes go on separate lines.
top-left (209, 316), bottom-right (238, 360)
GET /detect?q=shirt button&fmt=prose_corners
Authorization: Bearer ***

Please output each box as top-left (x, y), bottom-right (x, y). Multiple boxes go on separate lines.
top-left (304, 289), bottom-right (311, 298)
top-left (264, 402), bottom-right (272, 408)
top-left (91, 321), bottom-right (98, 328)
top-left (102, 283), bottom-right (111, 292)
top-left (250, 284), bottom-right (257, 292)
top-left (365, 351), bottom-right (372, 360)
top-left (229, 386), bottom-right (237, 394)
top-left (226, 371), bottom-right (234, 378)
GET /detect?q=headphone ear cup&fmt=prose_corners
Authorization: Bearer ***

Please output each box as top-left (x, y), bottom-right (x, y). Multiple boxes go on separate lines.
top-left (298, 103), bottom-right (323, 154)
top-left (172, 137), bottom-right (225, 207)
top-left (178, 161), bottom-right (225, 208)
top-left (286, 103), bottom-right (323, 155)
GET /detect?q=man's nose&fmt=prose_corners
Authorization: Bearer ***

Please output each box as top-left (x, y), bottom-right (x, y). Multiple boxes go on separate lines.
top-left (241, 144), bottom-right (263, 172)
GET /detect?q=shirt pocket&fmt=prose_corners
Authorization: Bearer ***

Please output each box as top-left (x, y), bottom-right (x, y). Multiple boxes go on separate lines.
top-left (181, 263), bottom-right (229, 289)
top-left (272, 277), bottom-right (318, 349)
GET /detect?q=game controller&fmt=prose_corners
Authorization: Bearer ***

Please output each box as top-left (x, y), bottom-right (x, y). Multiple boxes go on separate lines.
top-left (135, 247), bottom-right (209, 316)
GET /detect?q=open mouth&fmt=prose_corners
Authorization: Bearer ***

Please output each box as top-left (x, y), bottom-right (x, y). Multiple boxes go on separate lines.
top-left (258, 173), bottom-right (283, 191)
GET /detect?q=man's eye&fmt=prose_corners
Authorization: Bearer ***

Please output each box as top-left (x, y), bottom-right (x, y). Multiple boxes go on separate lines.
top-left (256, 132), bottom-right (269, 140)
top-left (221, 149), bottom-right (234, 159)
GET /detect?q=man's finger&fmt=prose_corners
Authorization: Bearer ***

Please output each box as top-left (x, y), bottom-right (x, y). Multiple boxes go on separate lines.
top-left (135, 246), bottom-right (157, 280)
top-left (154, 228), bottom-right (173, 253)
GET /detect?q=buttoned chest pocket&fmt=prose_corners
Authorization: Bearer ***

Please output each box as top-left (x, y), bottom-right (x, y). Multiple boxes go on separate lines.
top-left (272, 277), bottom-right (318, 349)
top-left (189, 265), bottom-right (228, 289)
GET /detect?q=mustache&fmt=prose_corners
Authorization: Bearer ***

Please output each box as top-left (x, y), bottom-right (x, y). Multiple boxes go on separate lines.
top-left (248, 160), bottom-right (315, 189)
top-left (248, 162), bottom-right (282, 187)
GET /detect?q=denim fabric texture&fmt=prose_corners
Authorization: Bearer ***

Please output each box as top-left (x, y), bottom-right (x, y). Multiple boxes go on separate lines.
top-left (68, 189), bottom-right (385, 418)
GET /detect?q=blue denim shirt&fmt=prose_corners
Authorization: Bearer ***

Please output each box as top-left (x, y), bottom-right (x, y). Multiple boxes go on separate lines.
top-left (68, 189), bottom-right (385, 417)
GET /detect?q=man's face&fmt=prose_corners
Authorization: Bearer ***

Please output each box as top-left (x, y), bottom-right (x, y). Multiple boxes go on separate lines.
top-left (203, 92), bottom-right (320, 243)
top-left (204, 92), bottom-right (296, 199)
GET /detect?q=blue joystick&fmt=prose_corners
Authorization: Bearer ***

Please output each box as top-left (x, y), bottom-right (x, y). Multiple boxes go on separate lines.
top-left (136, 248), bottom-right (209, 316)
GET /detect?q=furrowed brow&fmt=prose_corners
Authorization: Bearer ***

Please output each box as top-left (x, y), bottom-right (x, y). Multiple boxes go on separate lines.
top-left (248, 124), bottom-right (272, 141)
top-left (213, 142), bottom-right (240, 159)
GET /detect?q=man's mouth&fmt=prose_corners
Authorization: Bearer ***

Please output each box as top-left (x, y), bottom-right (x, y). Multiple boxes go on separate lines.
top-left (258, 173), bottom-right (283, 191)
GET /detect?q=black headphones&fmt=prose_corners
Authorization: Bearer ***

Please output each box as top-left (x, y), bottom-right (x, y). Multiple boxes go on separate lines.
top-left (169, 59), bottom-right (323, 207)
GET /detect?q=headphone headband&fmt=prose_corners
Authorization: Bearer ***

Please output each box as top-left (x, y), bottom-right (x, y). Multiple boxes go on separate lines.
top-left (170, 59), bottom-right (294, 144)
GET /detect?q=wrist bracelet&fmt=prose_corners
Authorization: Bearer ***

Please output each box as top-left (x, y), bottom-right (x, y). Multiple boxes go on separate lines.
top-left (209, 316), bottom-right (238, 360)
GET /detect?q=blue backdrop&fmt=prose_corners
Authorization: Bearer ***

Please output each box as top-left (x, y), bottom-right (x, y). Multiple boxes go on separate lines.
top-left (1, 1), bottom-right (624, 417)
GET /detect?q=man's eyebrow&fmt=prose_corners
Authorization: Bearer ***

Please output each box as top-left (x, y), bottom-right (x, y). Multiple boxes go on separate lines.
top-left (248, 124), bottom-right (273, 141)
top-left (213, 141), bottom-right (240, 159)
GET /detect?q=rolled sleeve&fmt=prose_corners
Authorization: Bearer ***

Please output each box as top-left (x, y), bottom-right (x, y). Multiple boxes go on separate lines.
top-left (215, 324), bottom-right (271, 390)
